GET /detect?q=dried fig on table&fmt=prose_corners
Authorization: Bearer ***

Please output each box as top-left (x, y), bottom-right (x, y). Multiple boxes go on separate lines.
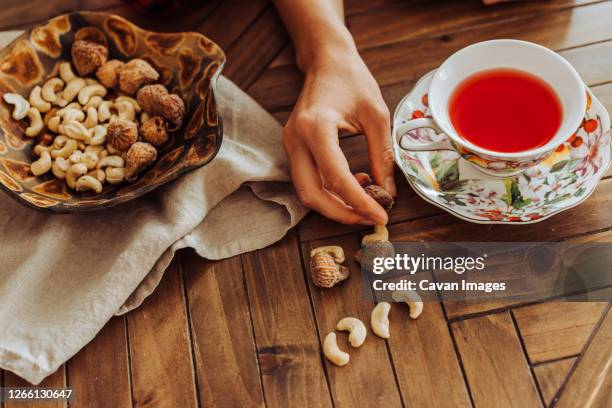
top-left (71, 40), bottom-right (108, 76)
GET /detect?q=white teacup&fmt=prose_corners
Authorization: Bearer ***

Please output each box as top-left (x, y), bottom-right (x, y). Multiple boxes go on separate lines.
top-left (395, 40), bottom-right (587, 176)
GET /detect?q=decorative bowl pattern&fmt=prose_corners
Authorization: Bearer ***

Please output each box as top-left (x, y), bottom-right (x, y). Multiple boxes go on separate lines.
top-left (0, 12), bottom-right (225, 213)
top-left (393, 70), bottom-right (611, 224)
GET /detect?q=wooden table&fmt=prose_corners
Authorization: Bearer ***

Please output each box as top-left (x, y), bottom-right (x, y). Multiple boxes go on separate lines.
top-left (1, 1), bottom-right (611, 407)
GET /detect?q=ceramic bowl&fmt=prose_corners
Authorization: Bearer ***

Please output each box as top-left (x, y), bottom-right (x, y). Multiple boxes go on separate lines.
top-left (0, 12), bottom-right (225, 213)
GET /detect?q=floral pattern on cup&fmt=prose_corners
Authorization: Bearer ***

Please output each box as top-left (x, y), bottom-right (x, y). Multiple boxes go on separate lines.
top-left (393, 71), bottom-right (611, 224)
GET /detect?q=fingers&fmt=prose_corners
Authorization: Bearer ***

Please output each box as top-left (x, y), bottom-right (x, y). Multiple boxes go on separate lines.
top-left (361, 106), bottom-right (397, 196)
top-left (284, 135), bottom-right (376, 225)
top-left (301, 121), bottom-right (388, 225)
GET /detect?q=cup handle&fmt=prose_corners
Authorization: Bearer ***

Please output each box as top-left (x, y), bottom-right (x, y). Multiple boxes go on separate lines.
top-left (395, 118), bottom-right (453, 151)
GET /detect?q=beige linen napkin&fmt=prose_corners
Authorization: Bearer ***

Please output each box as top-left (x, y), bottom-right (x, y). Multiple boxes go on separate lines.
top-left (0, 31), bottom-right (307, 384)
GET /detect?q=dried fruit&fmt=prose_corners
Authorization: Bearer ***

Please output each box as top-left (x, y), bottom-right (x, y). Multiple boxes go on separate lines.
top-left (140, 116), bottom-right (169, 147)
top-left (125, 142), bottom-right (157, 181)
top-left (136, 84), bottom-right (185, 128)
top-left (354, 172), bottom-right (372, 187)
top-left (107, 119), bottom-right (138, 152)
top-left (364, 184), bottom-right (394, 210)
top-left (96, 59), bottom-right (125, 88)
top-left (118, 59), bottom-right (159, 95)
top-left (71, 40), bottom-right (108, 76)
top-left (310, 252), bottom-right (350, 288)
top-left (355, 241), bottom-right (395, 273)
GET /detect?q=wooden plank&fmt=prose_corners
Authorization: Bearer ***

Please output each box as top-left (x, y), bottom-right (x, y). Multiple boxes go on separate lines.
top-left (182, 251), bottom-right (265, 407)
top-left (348, 0), bottom-right (601, 51)
top-left (556, 307), bottom-right (611, 407)
top-left (364, 1), bottom-right (612, 88)
top-left (223, 6), bottom-right (289, 89)
top-left (68, 317), bottom-right (131, 408)
top-left (452, 312), bottom-right (542, 407)
top-left (386, 283), bottom-right (472, 407)
top-left (250, 2), bottom-right (612, 111)
top-left (4, 367), bottom-right (66, 408)
top-left (195, 0), bottom-right (270, 50)
top-left (300, 235), bottom-right (404, 407)
top-left (0, 0), bottom-right (123, 30)
top-left (563, 40), bottom-right (612, 87)
top-left (127, 258), bottom-right (198, 408)
top-left (533, 357), bottom-right (577, 406)
top-left (513, 302), bottom-right (608, 364)
top-left (241, 232), bottom-right (332, 408)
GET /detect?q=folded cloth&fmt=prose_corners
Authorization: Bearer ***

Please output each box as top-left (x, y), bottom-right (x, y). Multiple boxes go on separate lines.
top-left (0, 30), bottom-right (307, 385)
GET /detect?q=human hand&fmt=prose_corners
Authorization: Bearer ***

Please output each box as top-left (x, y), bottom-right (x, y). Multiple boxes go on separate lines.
top-left (282, 45), bottom-right (396, 225)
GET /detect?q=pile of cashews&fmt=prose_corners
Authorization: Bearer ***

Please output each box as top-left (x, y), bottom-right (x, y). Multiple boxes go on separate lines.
top-left (2, 62), bottom-right (148, 193)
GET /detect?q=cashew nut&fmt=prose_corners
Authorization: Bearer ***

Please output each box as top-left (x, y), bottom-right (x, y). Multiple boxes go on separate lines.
top-left (56, 102), bottom-right (81, 117)
top-left (30, 150), bottom-right (52, 176)
top-left (61, 78), bottom-right (86, 104)
top-left (69, 150), bottom-right (83, 164)
top-left (41, 77), bottom-right (64, 103)
top-left (25, 108), bottom-right (44, 137)
top-left (323, 332), bottom-right (350, 367)
top-left (310, 246), bottom-right (345, 264)
top-left (89, 125), bottom-right (107, 145)
top-left (51, 139), bottom-right (78, 159)
top-left (87, 169), bottom-right (106, 183)
top-left (62, 120), bottom-right (92, 142)
top-left (51, 157), bottom-right (70, 179)
top-left (115, 95), bottom-right (141, 113)
top-left (62, 108), bottom-right (85, 123)
top-left (59, 62), bottom-right (77, 83)
top-left (97, 155), bottom-right (125, 169)
top-left (140, 111), bottom-right (151, 123)
top-left (53, 135), bottom-right (68, 149)
top-left (336, 317), bottom-right (367, 347)
top-left (362, 225), bottom-right (389, 245)
top-left (46, 116), bottom-right (60, 133)
top-left (66, 163), bottom-right (88, 189)
top-left (115, 100), bottom-right (135, 122)
top-left (85, 145), bottom-right (105, 155)
top-left (371, 302), bottom-right (391, 339)
top-left (78, 84), bottom-right (107, 105)
top-left (3, 93), bottom-right (30, 120)
top-left (80, 151), bottom-right (99, 170)
top-left (105, 167), bottom-right (125, 184)
top-left (97, 100), bottom-right (113, 122)
top-left (51, 162), bottom-right (66, 179)
top-left (85, 78), bottom-right (101, 87)
top-left (33, 143), bottom-right (53, 156)
top-left (83, 106), bottom-right (98, 128)
top-left (392, 290), bottom-right (423, 319)
top-left (75, 175), bottom-right (103, 194)
top-left (83, 95), bottom-right (104, 110)
top-left (28, 86), bottom-right (51, 113)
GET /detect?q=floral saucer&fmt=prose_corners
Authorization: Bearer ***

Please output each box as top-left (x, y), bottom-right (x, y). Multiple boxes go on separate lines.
top-left (392, 70), bottom-right (611, 224)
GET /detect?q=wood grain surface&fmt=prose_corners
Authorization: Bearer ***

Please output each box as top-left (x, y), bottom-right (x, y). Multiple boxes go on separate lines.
top-left (1, 1), bottom-right (610, 407)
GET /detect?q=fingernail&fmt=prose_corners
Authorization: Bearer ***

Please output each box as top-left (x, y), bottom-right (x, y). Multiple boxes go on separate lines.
top-left (383, 176), bottom-right (397, 197)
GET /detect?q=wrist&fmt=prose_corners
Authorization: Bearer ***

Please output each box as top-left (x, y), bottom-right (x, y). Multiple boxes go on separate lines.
top-left (295, 25), bottom-right (357, 73)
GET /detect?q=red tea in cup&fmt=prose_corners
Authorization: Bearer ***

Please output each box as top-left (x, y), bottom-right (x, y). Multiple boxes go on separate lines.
top-left (449, 68), bottom-right (562, 153)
